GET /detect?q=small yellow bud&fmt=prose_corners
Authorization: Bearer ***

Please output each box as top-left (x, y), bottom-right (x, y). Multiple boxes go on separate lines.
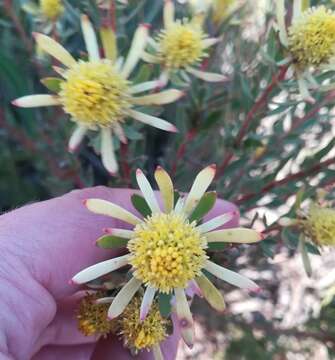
top-left (40, 0), bottom-right (64, 21)
top-left (303, 203), bottom-right (335, 246)
top-left (77, 292), bottom-right (118, 337)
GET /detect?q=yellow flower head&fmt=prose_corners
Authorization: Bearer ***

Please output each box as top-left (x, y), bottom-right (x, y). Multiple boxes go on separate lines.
top-left (60, 61), bottom-right (131, 128)
top-left (303, 203), bottom-right (335, 246)
top-left (143, 0), bottom-right (225, 83)
top-left (73, 165), bottom-right (261, 348)
top-left (288, 6), bottom-right (335, 68)
top-left (13, 16), bottom-right (181, 174)
top-left (77, 292), bottom-right (118, 337)
top-left (128, 212), bottom-right (207, 293)
top-left (157, 20), bottom-right (207, 69)
top-left (40, 0), bottom-right (64, 21)
top-left (118, 295), bottom-right (168, 351)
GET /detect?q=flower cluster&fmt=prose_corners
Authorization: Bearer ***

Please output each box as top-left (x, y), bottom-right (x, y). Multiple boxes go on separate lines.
top-left (143, 1), bottom-right (226, 84)
top-left (72, 165), bottom-right (261, 357)
top-left (276, 1), bottom-right (335, 101)
top-left (13, 1), bottom-right (227, 175)
top-left (13, 16), bottom-right (183, 174)
top-left (299, 203), bottom-right (335, 247)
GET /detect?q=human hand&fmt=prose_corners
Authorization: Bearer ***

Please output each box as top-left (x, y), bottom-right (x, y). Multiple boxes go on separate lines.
top-left (0, 186), bottom-right (238, 360)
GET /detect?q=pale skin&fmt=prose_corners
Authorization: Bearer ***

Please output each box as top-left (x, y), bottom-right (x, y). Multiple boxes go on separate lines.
top-left (0, 187), bottom-right (238, 359)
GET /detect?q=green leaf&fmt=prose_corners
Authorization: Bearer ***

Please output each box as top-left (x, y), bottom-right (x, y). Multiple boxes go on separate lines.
top-left (207, 242), bottom-right (227, 251)
top-left (260, 236), bottom-right (277, 258)
top-left (298, 235), bottom-right (312, 277)
top-left (123, 125), bottom-right (143, 140)
top-left (294, 187), bottom-right (305, 212)
top-left (41, 77), bottom-right (63, 93)
top-left (189, 191), bottom-right (217, 223)
top-left (158, 293), bottom-right (172, 318)
top-left (96, 235), bottom-right (128, 249)
top-left (131, 194), bottom-right (151, 217)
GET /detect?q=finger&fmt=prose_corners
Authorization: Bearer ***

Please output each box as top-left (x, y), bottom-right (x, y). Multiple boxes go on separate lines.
top-left (32, 292), bottom-right (98, 354)
top-left (0, 187), bottom-right (137, 299)
top-left (32, 343), bottom-right (95, 360)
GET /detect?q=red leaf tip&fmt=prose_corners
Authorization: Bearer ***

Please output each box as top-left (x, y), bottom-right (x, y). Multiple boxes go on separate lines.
top-left (141, 23), bottom-right (151, 29)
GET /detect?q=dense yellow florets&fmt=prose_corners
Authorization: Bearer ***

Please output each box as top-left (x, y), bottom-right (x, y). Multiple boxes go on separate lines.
top-left (77, 292), bottom-right (118, 337)
top-left (118, 296), bottom-right (168, 351)
top-left (40, 0), bottom-right (64, 20)
top-left (303, 204), bottom-right (335, 246)
top-left (60, 61), bottom-right (131, 127)
top-left (288, 6), bottom-right (335, 68)
top-left (128, 212), bottom-right (207, 293)
top-left (157, 21), bottom-right (207, 69)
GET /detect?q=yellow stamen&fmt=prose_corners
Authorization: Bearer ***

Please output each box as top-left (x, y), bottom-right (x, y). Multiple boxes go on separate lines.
top-left (302, 203), bottom-right (335, 246)
top-left (157, 20), bottom-right (207, 69)
top-left (128, 212), bottom-right (207, 293)
top-left (40, 0), bottom-right (64, 21)
top-left (288, 6), bottom-right (335, 68)
top-left (77, 292), bottom-right (118, 337)
top-left (60, 61), bottom-right (131, 127)
top-left (118, 296), bottom-right (168, 351)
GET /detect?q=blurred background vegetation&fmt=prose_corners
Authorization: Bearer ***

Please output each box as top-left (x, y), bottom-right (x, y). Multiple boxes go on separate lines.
top-left (0, 0), bottom-right (335, 359)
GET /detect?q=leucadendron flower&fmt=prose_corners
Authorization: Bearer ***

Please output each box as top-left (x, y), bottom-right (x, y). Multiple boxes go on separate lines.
top-left (12, 16), bottom-right (183, 174)
top-left (72, 165), bottom-right (261, 347)
top-left (142, 0), bottom-right (226, 85)
top-left (276, 1), bottom-right (335, 101)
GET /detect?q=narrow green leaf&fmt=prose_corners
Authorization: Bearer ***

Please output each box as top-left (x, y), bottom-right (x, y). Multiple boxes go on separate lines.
top-left (41, 77), bottom-right (63, 93)
top-left (96, 235), bottom-right (128, 249)
top-left (207, 242), bottom-right (227, 251)
top-left (298, 235), bottom-right (312, 277)
top-left (189, 191), bottom-right (217, 223)
top-left (158, 292), bottom-right (172, 318)
top-left (131, 194), bottom-right (151, 217)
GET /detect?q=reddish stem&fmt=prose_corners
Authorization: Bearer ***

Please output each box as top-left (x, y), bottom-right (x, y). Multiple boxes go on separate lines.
top-left (171, 129), bottom-right (197, 176)
top-left (217, 65), bottom-right (289, 176)
top-left (120, 143), bottom-right (131, 186)
top-left (235, 157), bottom-right (335, 204)
top-left (109, 0), bottom-right (116, 31)
top-left (0, 109), bottom-right (83, 189)
top-left (4, 0), bottom-right (32, 52)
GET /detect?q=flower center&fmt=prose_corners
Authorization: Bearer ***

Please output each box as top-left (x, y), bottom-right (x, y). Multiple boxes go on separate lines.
top-left (59, 61), bottom-right (131, 127)
top-left (288, 6), bottom-right (335, 68)
top-left (40, 0), bottom-right (64, 20)
top-left (77, 292), bottom-right (118, 337)
top-left (118, 296), bottom-right (168, 351)
top-left (128, 212), bottom-right (207, 293)
top-left (304, 204), bottom-right (335, 246)
top-left (157, 21), bottom-right (206, 69)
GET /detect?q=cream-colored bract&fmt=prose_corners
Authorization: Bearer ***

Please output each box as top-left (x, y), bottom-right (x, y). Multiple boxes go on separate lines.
top-left (275, 1), bottom-right (335, 102)
top-left (142, 0), bottom-right (226, 86)
top-left (13, 16), bottom-right (183, 174)
top-left (72, 165), bottom-right (261, 348)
